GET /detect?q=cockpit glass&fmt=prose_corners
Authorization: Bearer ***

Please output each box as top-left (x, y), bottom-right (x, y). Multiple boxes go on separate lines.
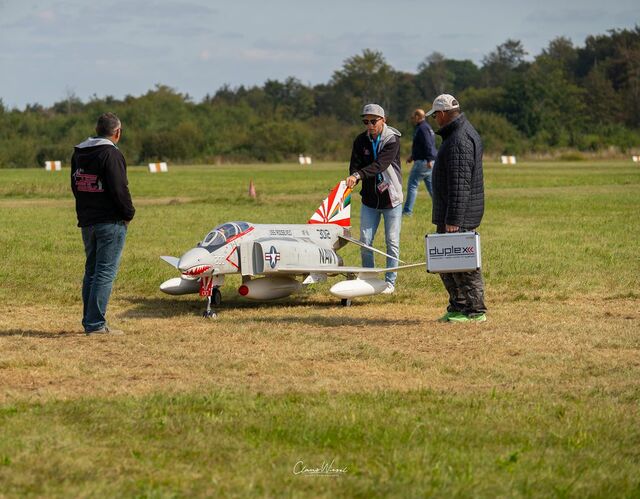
top-left (199, 221), bottom-right (251, 251)
top-left (201, 230), bottom-right (225, 248)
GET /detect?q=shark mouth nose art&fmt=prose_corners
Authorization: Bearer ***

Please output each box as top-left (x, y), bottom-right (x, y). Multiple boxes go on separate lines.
top-left (182, 265), bottom-right (212, 277)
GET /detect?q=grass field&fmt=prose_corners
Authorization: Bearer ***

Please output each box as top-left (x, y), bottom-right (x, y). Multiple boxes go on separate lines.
top-left (0, 161), bottom-right (639, 497)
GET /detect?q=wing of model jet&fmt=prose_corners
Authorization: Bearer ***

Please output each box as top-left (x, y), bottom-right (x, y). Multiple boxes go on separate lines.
top-left (265, 262), bottom-right (423, 275)
top-left (160, 255), bottom-right (180, 268)
top-left (261, 262), bottom-right (424, 299)
top-left (338, 234), bottom-right (406, 264)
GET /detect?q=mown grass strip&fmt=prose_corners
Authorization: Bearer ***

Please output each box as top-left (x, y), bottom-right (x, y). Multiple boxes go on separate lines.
top-left (0, 390), bottom-right (639, 497)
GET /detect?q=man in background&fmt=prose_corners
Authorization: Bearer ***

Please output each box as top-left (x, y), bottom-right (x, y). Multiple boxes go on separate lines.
top-left (428, 94), bottom-right (487, 322)
top-left (71, 112), bottom-right (135, 335)
top-left (402, 108), bottom-right (437, 216)
top-left (345, 103), bottom-right (403, 293)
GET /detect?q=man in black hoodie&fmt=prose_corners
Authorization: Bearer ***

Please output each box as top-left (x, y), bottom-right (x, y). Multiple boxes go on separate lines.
top-left (71, 113), bottom-right (135, 335)
top-left (428, 94), bottom-right (487, 323)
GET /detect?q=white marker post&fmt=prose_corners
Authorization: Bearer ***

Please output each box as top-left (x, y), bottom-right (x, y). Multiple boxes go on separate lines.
top-left (44, 160), bottom-right (62, 171)
top-left (148, 162), bottom-right (168, 173)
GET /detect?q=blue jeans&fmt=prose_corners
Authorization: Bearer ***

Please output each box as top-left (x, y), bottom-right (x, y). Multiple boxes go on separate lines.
top-left (81, 222), bottom-right (127, 332)
top-left (360, 203), bottom-right (402, 285)
top-left (403, 160), bottom-right (432, 215)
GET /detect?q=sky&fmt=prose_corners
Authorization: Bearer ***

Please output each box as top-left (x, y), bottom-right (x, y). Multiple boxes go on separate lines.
top-left (1, 0), bottom-right (638, 109)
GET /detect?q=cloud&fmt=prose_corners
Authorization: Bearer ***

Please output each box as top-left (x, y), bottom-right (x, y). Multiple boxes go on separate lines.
top-left (121, 2), bottom-right (221, 41)
top-left (611, 9), bottom-right (640, 27)
top-left (239, 47), bottom-right (311, 64)
top-left (220, 32), bottom-right (244, 40)
top-left (525, 8), bottom-right (608, 24)
top-left (36, 9), bottom-right (56, 22)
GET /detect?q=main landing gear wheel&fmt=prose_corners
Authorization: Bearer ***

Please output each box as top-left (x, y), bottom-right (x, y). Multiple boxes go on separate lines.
top-left (341, 298), bottom-right (352, 307)
top-left (212, 288), bottom-right (222, 306)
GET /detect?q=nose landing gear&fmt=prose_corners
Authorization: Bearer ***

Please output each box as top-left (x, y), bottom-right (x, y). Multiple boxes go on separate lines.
top-left (200, 275), bottom-right (224, 319)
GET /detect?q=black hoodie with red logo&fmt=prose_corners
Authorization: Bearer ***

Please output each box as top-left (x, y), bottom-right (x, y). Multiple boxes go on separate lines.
top-left (70, 137), bottom-right (135, 227)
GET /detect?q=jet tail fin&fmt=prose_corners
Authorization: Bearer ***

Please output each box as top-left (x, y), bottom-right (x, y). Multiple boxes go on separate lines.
top-left (308, 181), bottom-right (351, 226)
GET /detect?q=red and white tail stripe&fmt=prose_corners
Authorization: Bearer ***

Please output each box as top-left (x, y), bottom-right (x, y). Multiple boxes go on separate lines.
top-left (308, 181), bottom-right (351, 227)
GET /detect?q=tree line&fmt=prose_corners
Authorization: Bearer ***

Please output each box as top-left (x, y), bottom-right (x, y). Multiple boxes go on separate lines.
top-left (1, 27), bottom-right (639, 167)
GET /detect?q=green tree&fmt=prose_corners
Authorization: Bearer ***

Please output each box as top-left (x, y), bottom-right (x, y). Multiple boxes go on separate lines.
top-left (503, 55), bottom-right (585, 146)
top-left (390, 71), bottom-right (423, 126)
top-left (444, 59), bottom-right (481, 94)
top-left (582, 65), bottom-right (623, 125)
top-left (416, 52), bottom-right (453, 100)
top-left (264, 77), bottom-right (315, 120)
top-left (329, 49), bottom-right (395, 121)
top-left (459, 86), bottom-right (505, 114)
top-left (481, 39), bottom-right (528, 87)
top-left (542, 37), bottom-right (578, 80)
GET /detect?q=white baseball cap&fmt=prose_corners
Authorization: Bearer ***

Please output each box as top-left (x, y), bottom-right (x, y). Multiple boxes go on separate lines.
top-left (425, 94), bottom-right (460, 117)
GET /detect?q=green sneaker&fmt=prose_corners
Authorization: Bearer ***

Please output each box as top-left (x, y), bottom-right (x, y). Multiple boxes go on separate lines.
top-left (471, 313), bottom-right (487, 322)
top-left (437, 311), bottom-right (465, 322)
top-left (448, 313), bottom-right (487, 323)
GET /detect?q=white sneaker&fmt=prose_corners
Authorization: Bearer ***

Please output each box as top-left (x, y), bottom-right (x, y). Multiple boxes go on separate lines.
top-left (381, 283), bottom-right (395, 295)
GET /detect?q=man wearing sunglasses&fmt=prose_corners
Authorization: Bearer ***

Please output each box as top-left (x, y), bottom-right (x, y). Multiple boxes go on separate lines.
top-left (426, 94), bottom-right (487, 323)
top-left (345, 103), bottom-right (403, 294)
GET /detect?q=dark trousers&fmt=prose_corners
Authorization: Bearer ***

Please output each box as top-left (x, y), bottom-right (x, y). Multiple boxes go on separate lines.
top-left (437, 225), bottom-right (487, 316)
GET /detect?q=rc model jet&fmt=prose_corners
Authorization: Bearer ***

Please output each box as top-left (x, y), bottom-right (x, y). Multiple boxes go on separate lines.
top-left (160, 181), bottom-right (420, 317)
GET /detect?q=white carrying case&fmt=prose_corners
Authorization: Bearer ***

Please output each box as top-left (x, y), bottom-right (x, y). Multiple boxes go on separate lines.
top-left (425, 231), bottom-right (482, 273)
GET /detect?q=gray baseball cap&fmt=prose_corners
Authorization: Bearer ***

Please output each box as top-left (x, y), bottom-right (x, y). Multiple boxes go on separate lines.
top-left (425, 94), bottom-right (460, 116)
top-left (361, 103), bottom-right (385, 118)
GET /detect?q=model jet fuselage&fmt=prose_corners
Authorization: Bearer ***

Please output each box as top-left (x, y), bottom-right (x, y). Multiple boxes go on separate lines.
top-left (160, 181), bottom-right (418, 316)
top-left (163, 221), bottom-right (348, 291)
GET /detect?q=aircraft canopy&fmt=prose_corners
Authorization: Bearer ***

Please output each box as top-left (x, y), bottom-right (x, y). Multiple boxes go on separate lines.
top-left (200, 221), bottom-right (252, 251)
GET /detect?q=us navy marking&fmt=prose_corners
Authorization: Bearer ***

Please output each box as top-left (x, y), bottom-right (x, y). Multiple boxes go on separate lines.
top-left (264, 246), bottom-right (281, 268)
top-left (319, 248), bottom-right (336, 264)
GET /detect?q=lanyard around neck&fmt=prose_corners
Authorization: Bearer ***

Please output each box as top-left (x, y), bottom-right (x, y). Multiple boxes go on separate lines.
top-left (370, 134), bottom-right (381, 160)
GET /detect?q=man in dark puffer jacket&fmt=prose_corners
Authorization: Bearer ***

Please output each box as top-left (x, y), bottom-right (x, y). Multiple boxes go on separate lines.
top-left (427, 94), bottom-right (487, 322)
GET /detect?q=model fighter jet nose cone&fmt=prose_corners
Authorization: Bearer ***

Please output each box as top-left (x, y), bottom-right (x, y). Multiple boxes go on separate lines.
top-left (178, 247), bottom-right (212, 275)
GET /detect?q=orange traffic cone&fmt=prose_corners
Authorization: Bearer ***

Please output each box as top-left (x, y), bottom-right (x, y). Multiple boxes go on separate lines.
top-left (249, 179), bottom-right (257, 198)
